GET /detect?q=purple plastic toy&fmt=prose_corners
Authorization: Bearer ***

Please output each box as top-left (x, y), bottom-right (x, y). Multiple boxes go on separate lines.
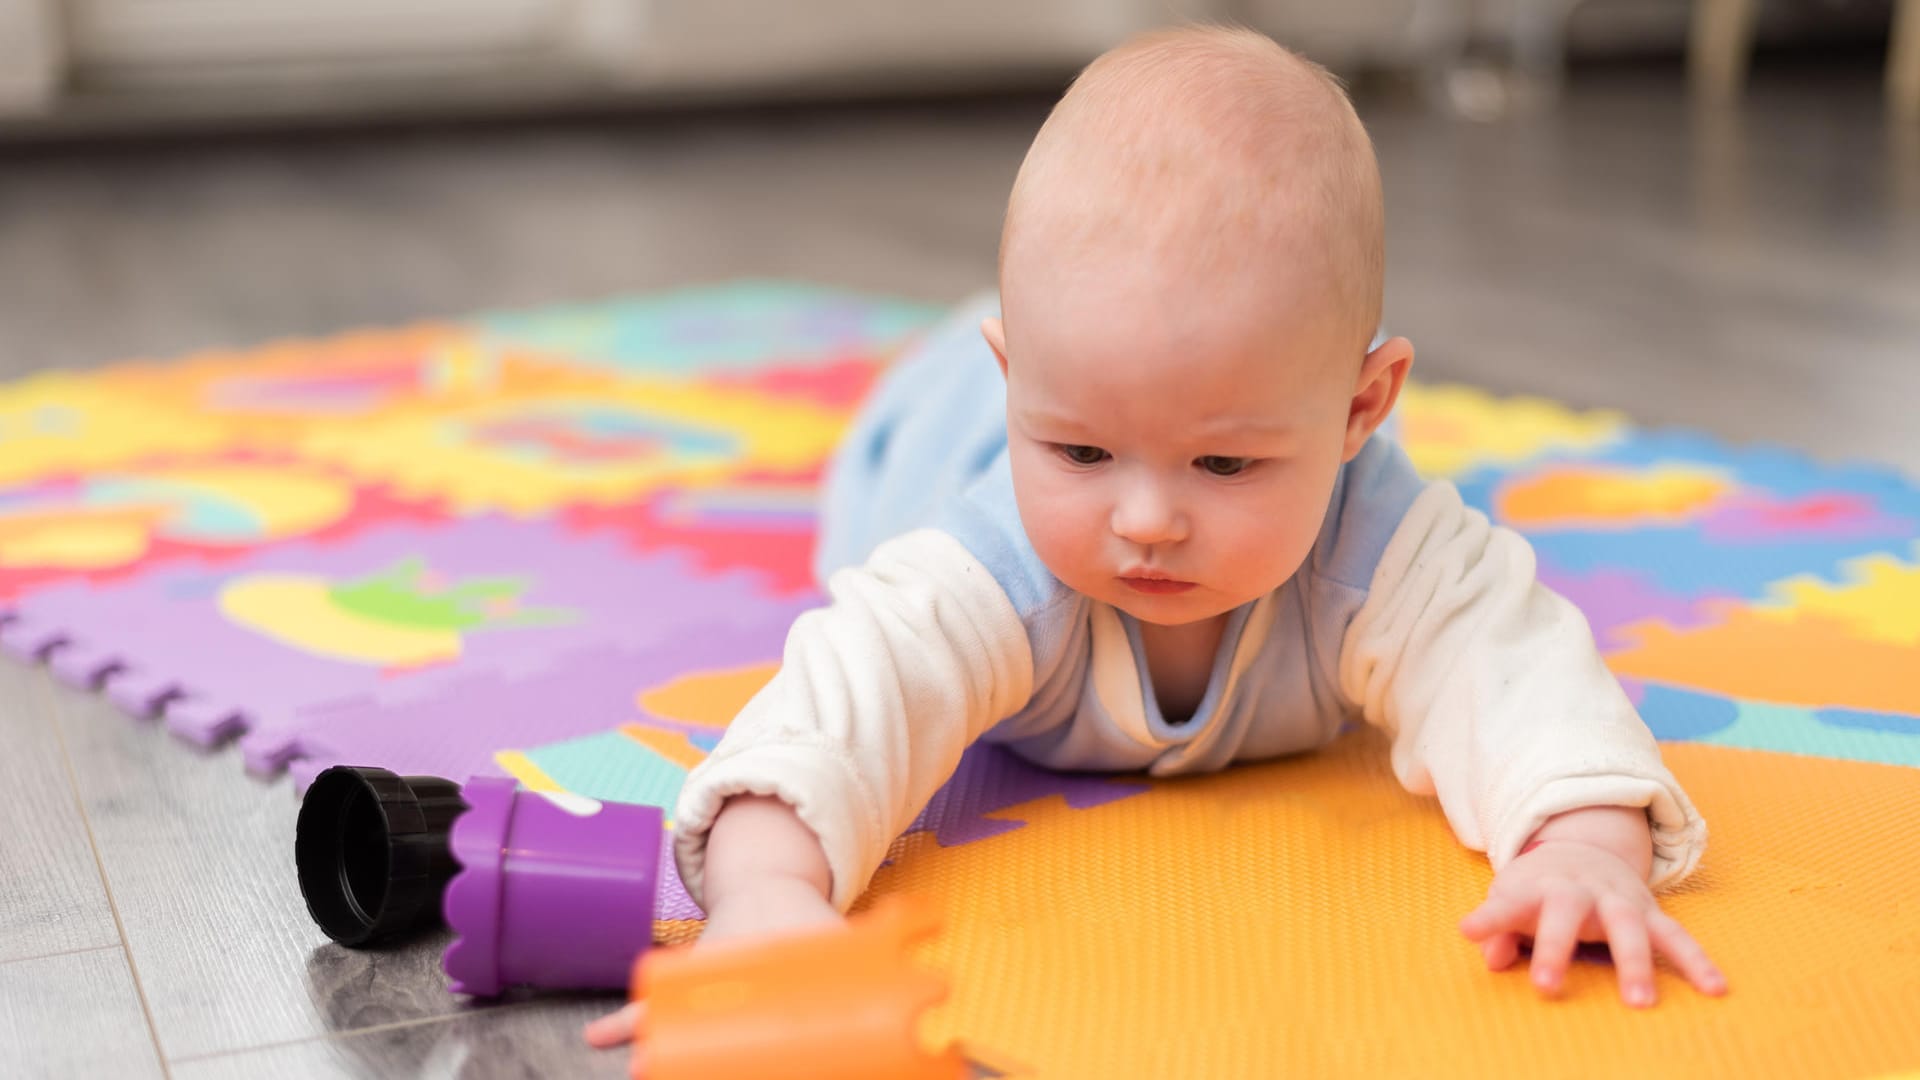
top-left (295, 766), bottom-right (662, 997)
top-left (441, 777), bottom-right (662, 997)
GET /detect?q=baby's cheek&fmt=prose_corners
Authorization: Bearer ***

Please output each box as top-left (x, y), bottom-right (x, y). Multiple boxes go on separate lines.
top-left (1017, 482), bottom-right (1099, 586)
top-left (1228, 498), bottom-right (1317, 592)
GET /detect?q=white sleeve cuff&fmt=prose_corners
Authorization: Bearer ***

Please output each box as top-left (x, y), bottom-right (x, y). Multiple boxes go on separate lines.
top-left (1492, 773), bottom-right (1707, 891)
top-left (671, 740), bottom-right (889, 913)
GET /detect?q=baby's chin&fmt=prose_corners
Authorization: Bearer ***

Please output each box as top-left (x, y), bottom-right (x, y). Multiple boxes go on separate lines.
top-left (1104, 588), bottom-right (1253, 627)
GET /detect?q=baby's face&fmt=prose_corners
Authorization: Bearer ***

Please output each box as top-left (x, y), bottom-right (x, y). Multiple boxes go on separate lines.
top-left (991, 272), bottom-right (1366, 627)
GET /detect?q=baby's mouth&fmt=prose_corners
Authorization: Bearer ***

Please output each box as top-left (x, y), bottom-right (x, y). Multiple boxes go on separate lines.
top-left (1118, 574), bottom-right (1196, 595)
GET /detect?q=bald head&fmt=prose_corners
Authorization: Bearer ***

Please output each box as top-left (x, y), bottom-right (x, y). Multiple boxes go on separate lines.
top-left (1000, 26), bottom-right (1385, 354)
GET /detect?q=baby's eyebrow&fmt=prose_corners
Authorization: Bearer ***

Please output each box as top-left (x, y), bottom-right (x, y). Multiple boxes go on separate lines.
top-left (1013, 405), bottom-right (1100, 437)
top-left (1190, 416), bottom-right (1296, 440)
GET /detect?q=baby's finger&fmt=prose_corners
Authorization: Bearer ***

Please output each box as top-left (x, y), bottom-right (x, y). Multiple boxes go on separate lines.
top-left (1649, 911), bottom-right (1728, 996)
top-left (1460, 892), bottom-right (1538, 941)
top-left (1480, 932), bottom-right (1522, 972)
top-left (1596, 896), bottom-right (1656, 1008)
top-left (583, 1001), bottom-right (645, 1049)
top-left (1528, 892), bottom-right (1588, 996)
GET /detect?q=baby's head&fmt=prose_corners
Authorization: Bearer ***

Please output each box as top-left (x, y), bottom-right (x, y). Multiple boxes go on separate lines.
top-left (984, 25), bottom-right (1412, 628)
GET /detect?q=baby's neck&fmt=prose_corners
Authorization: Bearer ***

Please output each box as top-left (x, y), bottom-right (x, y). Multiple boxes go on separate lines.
top-left (1136, 613), bottom-right (1229, 724)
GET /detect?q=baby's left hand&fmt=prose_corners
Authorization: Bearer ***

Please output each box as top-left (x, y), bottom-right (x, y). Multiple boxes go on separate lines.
top-left (1459, 835), bottom-right (1726, 1007)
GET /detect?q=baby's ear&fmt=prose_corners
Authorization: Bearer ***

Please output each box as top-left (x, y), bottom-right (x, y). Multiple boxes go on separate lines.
top-left (1344, 335), bottom-right (1414, 461)
top-left (981, 317), bottom-right (1010, 377)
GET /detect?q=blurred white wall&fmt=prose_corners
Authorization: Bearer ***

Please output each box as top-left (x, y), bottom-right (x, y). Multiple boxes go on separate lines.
top-left (0, 0), bottom-right (1897, 131)
top-left (5, 0), bottom-right (1223, 130)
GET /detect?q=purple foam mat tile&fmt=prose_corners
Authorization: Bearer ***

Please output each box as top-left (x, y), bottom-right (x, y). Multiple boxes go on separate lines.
top-left (239, 727), bottom-right (313, 775)
top-left (5, 516), bottom-right (798, 774)
top-left (274, 617), bottom-right (804, 795)
top-left (907, 743), bottom-right (1152, 847)
top-left (43, 640), bottom-right (124, 691)
top-left (285, 754), bottom-right (333, 793)
top-left (0, 614), bottom-right (66, 661)
top-left (100, 667), bottom-right (186, 719)
top-left (163, 696), bottom-right (246, 749)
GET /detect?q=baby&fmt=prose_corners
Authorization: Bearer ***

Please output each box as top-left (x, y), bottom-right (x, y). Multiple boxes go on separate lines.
top-left (590, 24), bottom-right (1725, 1050)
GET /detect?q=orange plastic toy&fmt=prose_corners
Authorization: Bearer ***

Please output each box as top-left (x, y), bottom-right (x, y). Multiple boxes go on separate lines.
top-left (633, 894), bottom-right (968, 1080)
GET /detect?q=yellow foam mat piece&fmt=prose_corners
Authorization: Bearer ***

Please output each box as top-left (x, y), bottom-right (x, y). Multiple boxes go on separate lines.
top-left (845, 730), bottom-right (1919, 1078)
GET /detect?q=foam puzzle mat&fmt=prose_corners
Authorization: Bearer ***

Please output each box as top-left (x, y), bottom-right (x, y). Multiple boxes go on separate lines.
top-left (3, 281), bottom-right (1916, 1077)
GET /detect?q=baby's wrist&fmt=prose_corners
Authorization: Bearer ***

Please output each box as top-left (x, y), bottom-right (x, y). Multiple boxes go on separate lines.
top-left (1520, 806), bottom-right (1654, 878)
top-left (700, 868), bottom-right (842, 945)
top-left (707, 870), bottom-right (825, 916)
top-left (704, 793), bottom-right (834, 910)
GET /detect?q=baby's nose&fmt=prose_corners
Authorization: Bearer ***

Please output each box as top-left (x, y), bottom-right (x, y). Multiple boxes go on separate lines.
top-left (1110, 486), bottom-right (1188, 546)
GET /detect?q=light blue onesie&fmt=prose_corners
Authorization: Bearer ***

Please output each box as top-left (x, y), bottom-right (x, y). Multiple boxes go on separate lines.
top-left (812, 297), bottom-right (1426, 777)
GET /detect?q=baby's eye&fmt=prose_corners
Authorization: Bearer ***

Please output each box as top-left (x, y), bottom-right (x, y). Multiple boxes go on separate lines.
top-left (1198, 456), bottom-right (1252, 477)
top-left (1056, 444), bottom-right (1110, 466)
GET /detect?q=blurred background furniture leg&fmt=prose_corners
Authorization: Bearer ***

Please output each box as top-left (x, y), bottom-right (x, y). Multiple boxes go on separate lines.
top-left (1695, 0), bottom-right (1920, 117)
top-left (1893, 0), bottom-right (1920, 118)
top-left (0, 0), bottom-right (64, 116)
top-left (1691, 0), bottom-right (1760, 102)
top-left (1509, 0), bottom-right (1585, 97)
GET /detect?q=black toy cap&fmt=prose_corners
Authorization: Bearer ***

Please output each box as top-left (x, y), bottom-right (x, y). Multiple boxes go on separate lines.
top-left (296, 765), bottom-right (467, 947)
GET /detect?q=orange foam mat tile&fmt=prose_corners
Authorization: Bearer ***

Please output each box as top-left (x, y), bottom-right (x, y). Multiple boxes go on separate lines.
top-left (856, 731), bottom-right (1920, 1079)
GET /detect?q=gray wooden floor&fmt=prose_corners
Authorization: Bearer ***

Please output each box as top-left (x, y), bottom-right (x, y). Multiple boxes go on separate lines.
top-left (2, 59), bottom-right (1917, 1079)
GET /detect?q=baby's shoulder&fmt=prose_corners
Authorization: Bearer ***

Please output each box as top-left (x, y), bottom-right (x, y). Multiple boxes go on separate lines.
top-left (1306, 435), bottom-right (1431, 593)
top-left (928, 447), bottom-right (1078, 623)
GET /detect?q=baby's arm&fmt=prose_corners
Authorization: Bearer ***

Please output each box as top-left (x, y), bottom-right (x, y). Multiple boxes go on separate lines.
top-left (672, 530), bottom-right (1032, 920)
top-left (587, 530), bottom-right (1032, 1050)
top-left (1340, 482), bottom-right (1723, 1004)
top-left (1341, 481), bottom-right (1705, 882)
top-left (678, 527), bottom-right (1033, 912)
top-left (700, 793), bottom-right (838, 934)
